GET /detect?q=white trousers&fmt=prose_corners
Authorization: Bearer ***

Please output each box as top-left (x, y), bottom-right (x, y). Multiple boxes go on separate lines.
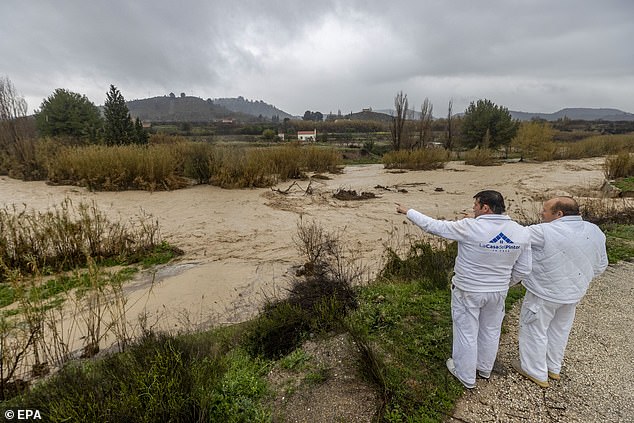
top-left (451, 286), bottom-right (507, 386)
top-left (519, 290), bottom-right (577, 381)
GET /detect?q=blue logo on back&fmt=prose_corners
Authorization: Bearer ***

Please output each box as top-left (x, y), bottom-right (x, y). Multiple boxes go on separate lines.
top-left (489, 232), bottom-right (514, 244)
top-left (480, 232), bottom-right (520, 250)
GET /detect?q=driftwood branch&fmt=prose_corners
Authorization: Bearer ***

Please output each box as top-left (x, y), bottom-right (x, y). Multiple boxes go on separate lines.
top-left (271, 180), bottom-right (313, 195)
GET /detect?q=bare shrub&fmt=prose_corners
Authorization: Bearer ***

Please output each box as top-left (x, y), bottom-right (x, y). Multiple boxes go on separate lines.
top-left (0, 199), bottom-right (162, 281)
top-left (245, 218), bottom-right (366, 359)
top-left (580, 198), bottom-right (634, 225)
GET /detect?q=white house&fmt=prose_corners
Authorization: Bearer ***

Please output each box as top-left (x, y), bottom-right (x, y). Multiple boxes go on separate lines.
top-left (297, 129), bottom-right (317, 141)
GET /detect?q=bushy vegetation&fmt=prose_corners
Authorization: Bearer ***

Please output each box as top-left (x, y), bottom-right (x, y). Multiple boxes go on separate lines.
top-left (380, 238), bottom-right (457, 289)
top-left (512, 121), bottom-right (557, 161)
top-left (382, 148), bottom-right (449, 170)
top-left (42, 142), bottom-right (342, 190)
top-left (244, 219), bottom-right (363, 359)
top-left (2, 332), bottom-right (271, 422)
top-left (553, 133), bottom-right (634, 160)
top-left (604, 151), bottom-right (634, 180)
top-left (463, 148), bottom-right (500, 166)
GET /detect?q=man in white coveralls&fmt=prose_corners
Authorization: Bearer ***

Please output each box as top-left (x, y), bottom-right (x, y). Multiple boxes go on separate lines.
top-left (512, 196), bottom-right (608, 388)
top-left (396, 190), bottom-right (531, 389)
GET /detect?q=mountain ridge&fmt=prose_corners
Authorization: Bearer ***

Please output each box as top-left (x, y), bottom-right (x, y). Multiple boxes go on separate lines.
top-left (509, 107), bottom-right (634, 121)
top-left (125, 95), bottom-right (634, 122)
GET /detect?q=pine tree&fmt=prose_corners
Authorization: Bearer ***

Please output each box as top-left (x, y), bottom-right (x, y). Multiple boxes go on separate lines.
top-left (103, 85), bottom-right (134, 145)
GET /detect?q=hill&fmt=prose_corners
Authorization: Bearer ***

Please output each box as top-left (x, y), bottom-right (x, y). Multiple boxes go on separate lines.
top-left (509, 107), bottom-right (634, 121)
top-left (345, 109), bottom-right (393, 122)
top-left (126, 95), bottom-right (289, 123)
top-left (212, 96), bottom-right (294, 120)
top-left (126, 96), bottom-right (240, 122)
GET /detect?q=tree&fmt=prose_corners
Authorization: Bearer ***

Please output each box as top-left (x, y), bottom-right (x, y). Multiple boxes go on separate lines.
top-left (103, 85), bottom-right (137, 145)
top-left (416, 97), bottom-right (433, 149)
top-left (134, 117), bottom-right (149, 145)
top-left (444, 99), bottom-right (454, 150)
top-left (512, 121), bottom-right (556, 161)
top-left (34, 88), bottom-right (102, 141)
top-left (0, 76), bottom-right (39, 178)
top-left (302, 111), bottom-right (323, 122)
top-left (261, 128), bottom-right (277, 141)
top-left (390, 91), bottom-right (408, 151)
top-left (461, 99), bottom-right (519, 149)
top-left (0, 76), bottom-right (29, 145)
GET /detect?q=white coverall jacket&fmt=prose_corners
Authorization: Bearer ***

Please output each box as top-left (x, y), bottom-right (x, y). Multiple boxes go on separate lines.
top-left (523, 215), bottom-right (608, 303)
top-left (519, 215), bottom-right (608, 381)
top-left (406, 210), bottom-right (532, 386)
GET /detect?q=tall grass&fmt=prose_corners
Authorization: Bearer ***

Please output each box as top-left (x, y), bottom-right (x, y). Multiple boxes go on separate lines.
top-left (47, 144), bottom-right (188, 191)
top-left (554, 133), bottom-right (634, 160)
top-left (208, 145), bottom-right (342, 188)
top-left (44, 142), bottom-right (342, 190)
top-left (382, 148), bottom-right (449, 170)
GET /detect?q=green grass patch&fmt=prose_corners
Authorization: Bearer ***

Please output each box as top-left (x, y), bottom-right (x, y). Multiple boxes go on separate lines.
top-left (279, 348), bottom-right (311, 372)
top-left (613, 177), bottom-right (634, 192)
top-left (603, 223), bottom-right (634, 263)
top-left (348, 280), bottom-right (462, 421)
top-left (1, 331), bottom-right (272, 422)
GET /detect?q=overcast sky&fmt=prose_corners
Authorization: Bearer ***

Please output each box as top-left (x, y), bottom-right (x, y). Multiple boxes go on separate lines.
top-left (2, 0), bottom-right (633, 116)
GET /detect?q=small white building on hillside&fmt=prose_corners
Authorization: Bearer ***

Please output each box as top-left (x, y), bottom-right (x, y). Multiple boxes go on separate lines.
top-left (297, 129), bottom-right (317, 141)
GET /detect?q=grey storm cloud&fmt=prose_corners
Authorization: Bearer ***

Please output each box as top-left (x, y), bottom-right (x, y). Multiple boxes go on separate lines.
top-left (2, 0), bottom-right (633, 116)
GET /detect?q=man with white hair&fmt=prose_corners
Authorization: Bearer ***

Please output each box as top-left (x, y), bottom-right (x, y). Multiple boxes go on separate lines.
top-left (512, 196), bottom-right (608, 388)
top-left (397, 190), bottom-right (532, 389)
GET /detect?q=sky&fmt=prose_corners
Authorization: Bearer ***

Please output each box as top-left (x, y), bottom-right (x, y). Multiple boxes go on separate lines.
top-left (2, 0), bottom-right (634, 117)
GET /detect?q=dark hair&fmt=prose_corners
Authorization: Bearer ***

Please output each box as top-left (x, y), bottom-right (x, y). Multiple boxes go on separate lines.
top-left (474, 190), bottom-right (506, 214)
top-left (551, 196), bottom-right (580, 216)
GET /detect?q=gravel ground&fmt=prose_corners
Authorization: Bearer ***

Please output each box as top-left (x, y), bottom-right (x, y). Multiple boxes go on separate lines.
top-left (448, 261), bottom-right (634, 423)
top-left (265, 261), bottom-right (634, 423)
